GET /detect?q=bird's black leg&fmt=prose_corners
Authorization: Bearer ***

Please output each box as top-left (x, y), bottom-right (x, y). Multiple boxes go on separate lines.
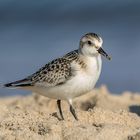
top-left (70, 105), bottom-right (78, 121)
top-left (57, 100), bottom-right (64, 120)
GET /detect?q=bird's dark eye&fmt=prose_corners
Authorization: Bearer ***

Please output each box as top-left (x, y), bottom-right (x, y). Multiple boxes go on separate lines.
top-left (87, 41), bottom-right (92, 45)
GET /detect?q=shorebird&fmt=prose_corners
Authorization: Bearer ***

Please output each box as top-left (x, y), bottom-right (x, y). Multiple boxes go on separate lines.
top-left (3, 33), bottom-right (111, 120)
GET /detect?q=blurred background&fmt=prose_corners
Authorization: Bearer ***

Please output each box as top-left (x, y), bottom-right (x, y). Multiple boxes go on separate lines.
top-left (0, 0), bottom-right (140, 96)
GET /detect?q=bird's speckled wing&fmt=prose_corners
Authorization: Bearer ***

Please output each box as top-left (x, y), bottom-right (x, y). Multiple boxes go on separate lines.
top-left (29, 50), bottom-right (79, 87)
top-left (4, 50), bottom-right (79, 88)
top-left (30, 50), bottom-right (79, 87)
top-left (29, 58), bottom-right (72, 87)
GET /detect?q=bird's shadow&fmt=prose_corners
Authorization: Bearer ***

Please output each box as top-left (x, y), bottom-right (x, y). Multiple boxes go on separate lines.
top-left (129, 105), bottom-right (140, 116)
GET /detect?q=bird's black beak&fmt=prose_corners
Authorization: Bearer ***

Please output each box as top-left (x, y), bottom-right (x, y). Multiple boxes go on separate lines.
top-left (98, 47), bottom-right (111, 60)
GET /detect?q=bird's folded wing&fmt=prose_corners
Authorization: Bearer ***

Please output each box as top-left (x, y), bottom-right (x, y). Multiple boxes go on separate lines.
top-left (4, 58), bottom-right (73, 88)
top-left (29, 57), bottom-right (73, 87)
top-left (4, 50), bottom-right (79, 88)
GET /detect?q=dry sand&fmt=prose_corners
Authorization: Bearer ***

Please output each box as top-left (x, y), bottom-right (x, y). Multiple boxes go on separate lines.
top-left (0, 86), bottom-right (140, 140)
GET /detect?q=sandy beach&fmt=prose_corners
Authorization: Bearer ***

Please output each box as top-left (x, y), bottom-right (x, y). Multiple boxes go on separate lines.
top-left (0, 86), bottom-right (140, 140)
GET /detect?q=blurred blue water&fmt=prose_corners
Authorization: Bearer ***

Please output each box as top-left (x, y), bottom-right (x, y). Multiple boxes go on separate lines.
top-left (0, 0), bottom-right (140, 96)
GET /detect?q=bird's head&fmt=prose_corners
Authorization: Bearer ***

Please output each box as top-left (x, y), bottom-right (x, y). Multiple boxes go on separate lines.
top-left (79, 33), bottom-right (111, 60)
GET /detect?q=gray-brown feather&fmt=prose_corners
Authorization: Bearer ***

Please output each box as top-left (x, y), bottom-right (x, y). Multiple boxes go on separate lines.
top-left (4, 50), bottom-right (84, 88)
top-left (28, 50), bottom-right (80, 87)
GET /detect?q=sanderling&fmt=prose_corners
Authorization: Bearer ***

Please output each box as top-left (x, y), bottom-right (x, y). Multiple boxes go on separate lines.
top-left (3, 33), bottom-right (111, 120)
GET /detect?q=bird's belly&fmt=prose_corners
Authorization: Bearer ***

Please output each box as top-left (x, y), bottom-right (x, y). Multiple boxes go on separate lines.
top-left (33, 70), bottom-right (100, 100)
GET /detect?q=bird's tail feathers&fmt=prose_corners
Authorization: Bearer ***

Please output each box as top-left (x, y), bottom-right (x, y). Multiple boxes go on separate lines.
top-left (3, 78), bottom-right (32, 88)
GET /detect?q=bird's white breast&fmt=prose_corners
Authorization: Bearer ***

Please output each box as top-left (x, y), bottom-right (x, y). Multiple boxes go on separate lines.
top-left (32, 55), bottom-right (102, 100)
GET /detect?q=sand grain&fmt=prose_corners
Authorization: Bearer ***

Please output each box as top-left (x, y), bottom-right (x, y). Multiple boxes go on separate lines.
top-left (0, 86), bottom-right (140, 140)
